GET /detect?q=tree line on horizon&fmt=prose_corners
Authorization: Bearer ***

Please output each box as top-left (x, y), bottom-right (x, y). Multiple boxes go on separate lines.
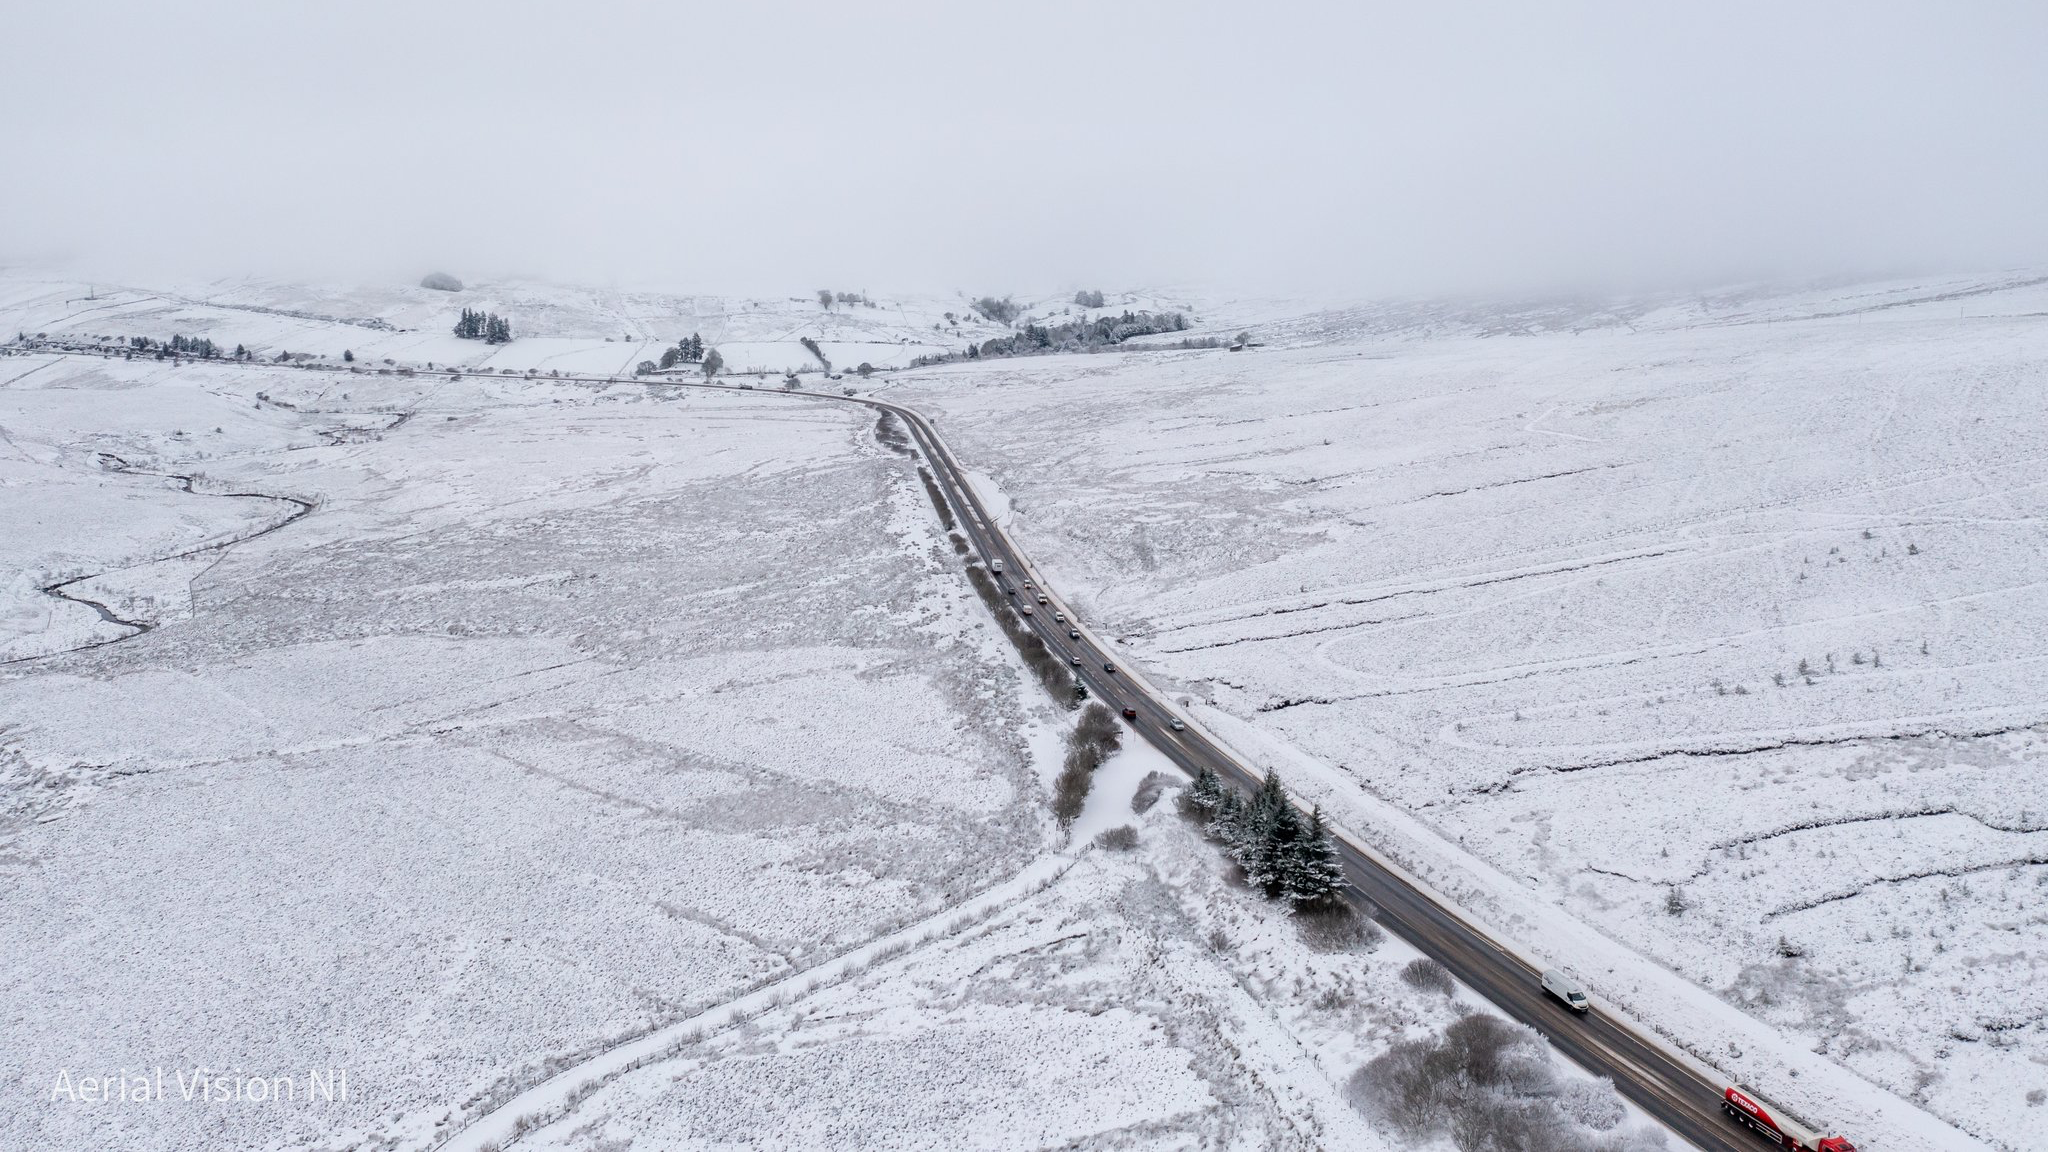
top-left (910, 309), bottom-right (1191, 367)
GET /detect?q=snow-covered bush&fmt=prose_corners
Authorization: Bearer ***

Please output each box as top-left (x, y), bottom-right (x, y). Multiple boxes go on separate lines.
top-left (1297, 903), bottom-right (1383, 953)
top-left (1130, 771), bottom-right (1175, 814)
top-left (1348, 1014), bottom-right (1664, 1152)
top-left (972, 295), bottom-right (1022, 325)
top-left (1094, 825), bottom-right (1139, 851)
top-left (1401, 957), bottom-right (1455, 996)
top-left (1054, 704), bottom-right (1123, 827)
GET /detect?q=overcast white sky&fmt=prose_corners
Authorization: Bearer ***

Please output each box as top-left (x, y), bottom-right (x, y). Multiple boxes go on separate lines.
top-left (4, 1), bottom-right (2045, 297)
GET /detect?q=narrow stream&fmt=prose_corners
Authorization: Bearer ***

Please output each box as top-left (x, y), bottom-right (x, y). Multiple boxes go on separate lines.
top-left (6, 452), bottom-right (318, 665)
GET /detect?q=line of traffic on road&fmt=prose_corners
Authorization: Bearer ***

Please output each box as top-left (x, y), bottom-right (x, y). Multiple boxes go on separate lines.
top-left (848, 383), bottom-right (1862, 1152)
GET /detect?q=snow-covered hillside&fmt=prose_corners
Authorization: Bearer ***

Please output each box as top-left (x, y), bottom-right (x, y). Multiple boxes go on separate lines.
top-left (882, 272), bottom-right (2048, 1151)
top-left (3, 267), bottom-right (2037, 1151)
top-left (0, 273), bottom-right (1542, 1152)
top-left (0, 273), bottom-right (1204, 378)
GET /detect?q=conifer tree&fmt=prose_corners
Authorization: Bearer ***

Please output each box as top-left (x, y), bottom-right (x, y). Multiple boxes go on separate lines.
top-left (1186, 765), bottom-right (1225, 816)
top-left (1235, 771), bottom-right (1288, 851)
top-left (1285, 806), bottom-right (1349, 907)
top-left (1205, 788), bottom-right (1241, 843)
top-left (1241, 794), bottom-right (1302, 897)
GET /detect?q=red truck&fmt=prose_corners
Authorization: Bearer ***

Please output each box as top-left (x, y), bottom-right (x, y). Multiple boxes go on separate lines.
top-left (1722, 1087), bottom-right (1858, 1152)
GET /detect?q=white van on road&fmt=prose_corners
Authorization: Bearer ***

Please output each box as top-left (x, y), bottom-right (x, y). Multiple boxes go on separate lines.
top-left (1541, 969), bottom-right (1590, 1012)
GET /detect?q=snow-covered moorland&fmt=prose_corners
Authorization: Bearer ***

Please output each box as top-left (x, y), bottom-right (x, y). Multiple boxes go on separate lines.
top-left (0, 335), bottom-right (1062, 1150)
top-left (497, 754), bottom-right (1669, 1152)
top-left (4, 267), bottom-right (2039, 1152)
top-left (883, 272), bottom-right (2048, 1151)
top-left (1, 272), bottom-right (1596, 1152)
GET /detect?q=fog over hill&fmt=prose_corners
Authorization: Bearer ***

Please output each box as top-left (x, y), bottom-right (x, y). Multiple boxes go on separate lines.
top-left (4, 3), bottom-right (2047, 296)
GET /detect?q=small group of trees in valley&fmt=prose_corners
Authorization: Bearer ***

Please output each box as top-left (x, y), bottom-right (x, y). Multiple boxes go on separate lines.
top-left (453, 309), bottom-right (512, 343)
top-left (939, 311), bottom-right (1189, 365)
top-left (1072, 289), bottom-right (1106, 308)
top-left (657, 333), bottom-right (706, 370)
top-left (1184, 768), bottom-right (1347, 908)
top-left (818, 289), bottom-right (873, 309)
top-left (971, 295), bottom-right (1023, 325)
top-left (634, 346), bottom-right (719, 379)
top-left (128, 334), bottom-right (222, 359)
top-left (166, 334), bottom-right (220, 358)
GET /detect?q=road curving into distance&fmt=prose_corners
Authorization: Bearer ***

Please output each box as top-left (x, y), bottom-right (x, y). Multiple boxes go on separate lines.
top-left (769, 379), bottom-right (1762, 1152)
top-left (422, 367), bottom-right (1773, 1150)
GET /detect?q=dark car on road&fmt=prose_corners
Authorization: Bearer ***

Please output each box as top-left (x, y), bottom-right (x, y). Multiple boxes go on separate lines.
top-left (1122, 707), bottom-right (1138, 720)
top-left (1103, 662), bottom-right (1117, 674)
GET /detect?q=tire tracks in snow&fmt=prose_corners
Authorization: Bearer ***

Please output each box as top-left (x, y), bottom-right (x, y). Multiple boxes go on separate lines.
top-left (433, 853), bottom-right (1084, 1152)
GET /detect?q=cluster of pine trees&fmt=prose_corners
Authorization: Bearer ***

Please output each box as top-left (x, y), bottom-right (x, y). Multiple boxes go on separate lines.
top-left (1185, 768), bottom-right (1347, 908)
top-left (656, 333), bottom-right (706, 369)
top-left (911, 311), bottom-right (1191, 367)
top-left (453, 309), bottom-right (512, 344)
top-left (128, 334), bottom-right (221, 358)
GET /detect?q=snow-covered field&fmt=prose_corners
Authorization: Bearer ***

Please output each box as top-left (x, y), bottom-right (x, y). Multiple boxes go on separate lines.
top-left (5, 267), bottom-right (2040, 1151)
top-left (0, 336), bottom-right (1064, 1150)
top-left (503, 755), bottom-right (1668, 1152)
top-left (0, 273), bottom-right (1538, 1152)
top-left (882, 272), bottom-right (2048, 1151)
